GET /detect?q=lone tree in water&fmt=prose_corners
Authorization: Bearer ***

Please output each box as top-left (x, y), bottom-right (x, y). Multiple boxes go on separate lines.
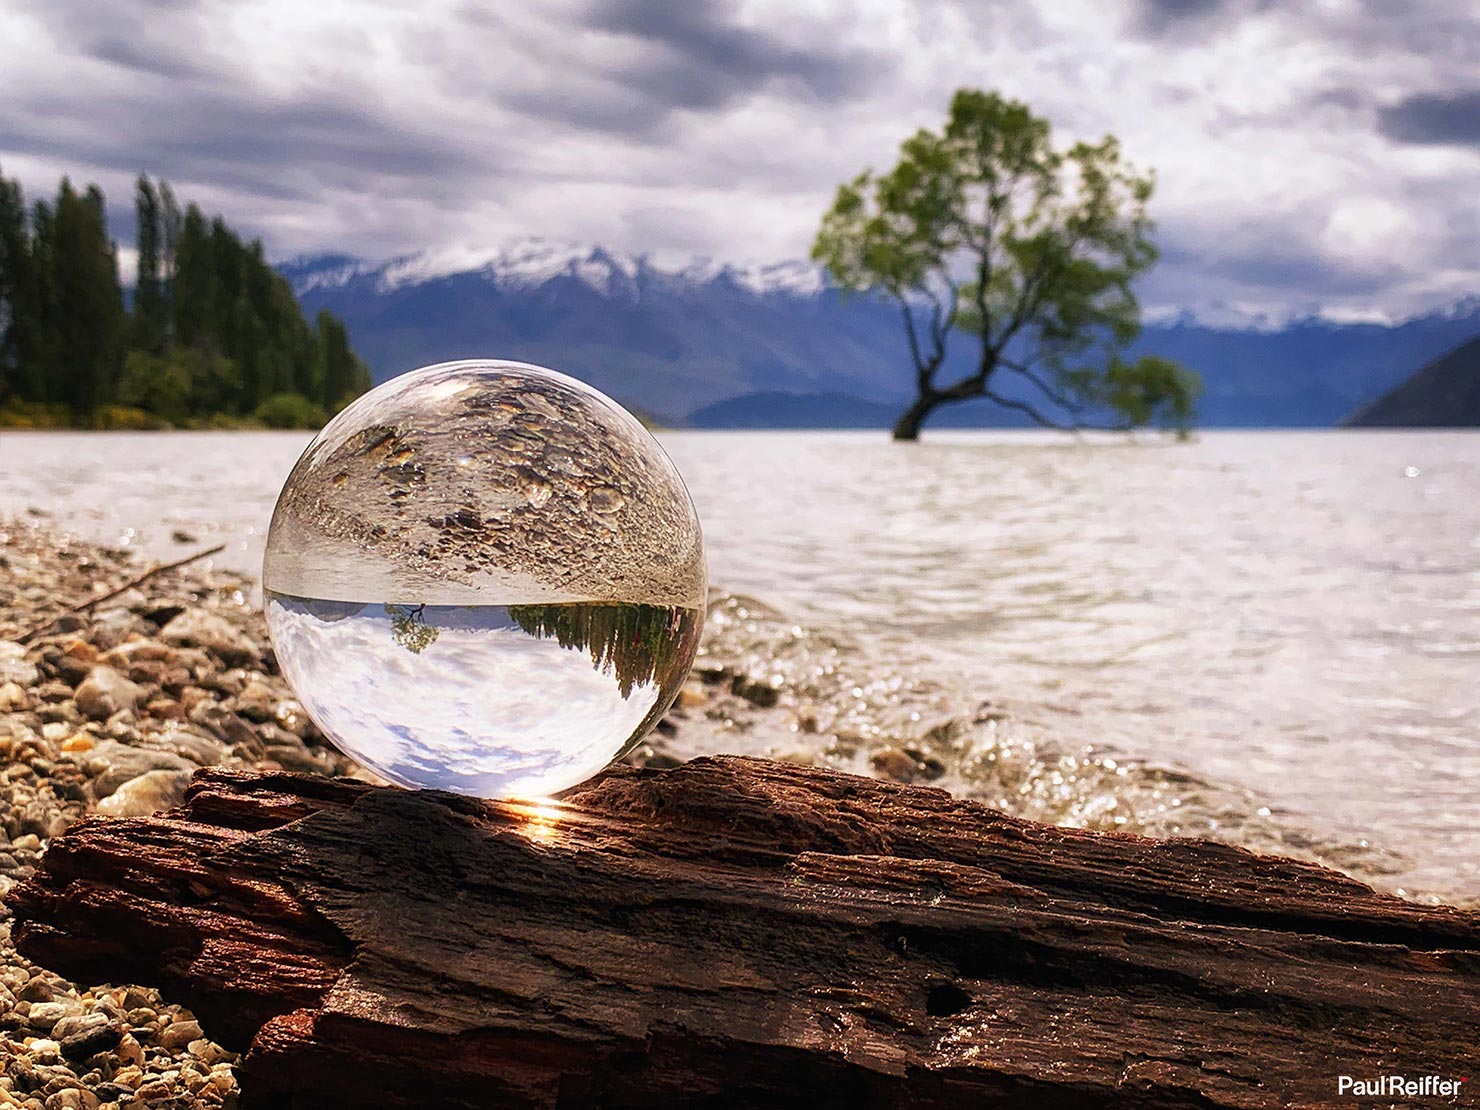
top-left (813, 89), bottom-right (1200, 441)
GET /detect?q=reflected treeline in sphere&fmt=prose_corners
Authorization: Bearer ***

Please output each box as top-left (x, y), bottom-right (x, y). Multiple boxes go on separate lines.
top-left (262, 360), bottom-right (706, 798)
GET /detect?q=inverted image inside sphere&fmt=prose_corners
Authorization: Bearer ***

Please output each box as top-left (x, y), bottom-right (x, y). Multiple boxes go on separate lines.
top-left (261, 360), bottom-right (708, 799)
top-left (263, 359), bottom-right (706, 609)
top-left (265, 595), bottom-right (702, 798)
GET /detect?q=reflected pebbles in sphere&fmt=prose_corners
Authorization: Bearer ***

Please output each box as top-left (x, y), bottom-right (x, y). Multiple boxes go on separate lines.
top-left (262, 359), bottom-right (706, 798)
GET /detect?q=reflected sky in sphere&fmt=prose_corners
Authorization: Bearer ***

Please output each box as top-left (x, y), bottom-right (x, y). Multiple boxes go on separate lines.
top-left (267, 595), bottom-right (701, 798)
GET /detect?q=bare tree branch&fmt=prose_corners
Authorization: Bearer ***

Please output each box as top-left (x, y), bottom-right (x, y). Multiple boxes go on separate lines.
top-left (975, 186), bottom-right (999, 349)
top-left (926, 270), bottom-right (960, 353)
top-left (989, 226), bottom-right (1087, 362)
top-left (983, 387), bottom-right (1130, 433)
top-left (980, 388), bottom-right (1071, 430)
top-left (1000, 357), bottom-right (1086, 414)
top-left (891, 291), bottom-right (930, 389)
top-left (18, 542), bottom-right (226, 644)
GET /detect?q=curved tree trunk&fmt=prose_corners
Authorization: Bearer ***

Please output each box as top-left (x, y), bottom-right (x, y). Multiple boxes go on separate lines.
top-left (891, 391), bottom-right (944, 441)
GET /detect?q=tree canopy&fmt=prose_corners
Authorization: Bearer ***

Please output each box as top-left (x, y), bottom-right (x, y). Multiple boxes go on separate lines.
top-left (0, 169), bottom-right (370, 428)
top-left (813, 89), bottom-right (1200, 440)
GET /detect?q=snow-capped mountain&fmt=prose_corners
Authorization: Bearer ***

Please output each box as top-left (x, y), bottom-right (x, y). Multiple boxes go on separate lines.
top-left (280, 239), bottom-right (921, 424)
top-left (280, 240), bottom-right (1480, 427)
top-left (287, 239), bottom-right (827, 301)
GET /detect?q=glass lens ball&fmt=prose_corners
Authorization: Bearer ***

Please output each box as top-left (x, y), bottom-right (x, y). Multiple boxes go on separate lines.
top-left (262, 359), bottom-right (706, 798)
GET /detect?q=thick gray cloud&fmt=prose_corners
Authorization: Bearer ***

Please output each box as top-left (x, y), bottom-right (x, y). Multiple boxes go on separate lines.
top-left (436, 0), bottom-right (883, 141)
top-left (1129, 0), bottom-right (1270, 37)
top-left (0, 85), bottom-right (490, 200)
top-left (1379, 90), bottom-right (1480, 145)
top-left (587, 0), bottom-right (877, 107)
top-left (1, 0), bottom-right (1478, 321)
top-left (85, 34), bottom-right (215, 81)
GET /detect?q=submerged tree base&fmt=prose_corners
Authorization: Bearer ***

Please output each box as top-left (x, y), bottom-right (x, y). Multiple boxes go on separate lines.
top-left (10, 757), bottom-right (1479, 1108)
top-left (890, 394), bottom-right (934, 440)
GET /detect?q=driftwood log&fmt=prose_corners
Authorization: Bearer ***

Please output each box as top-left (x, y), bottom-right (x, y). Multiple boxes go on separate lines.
top-left (8, 756), bottom-right (1479, 1108)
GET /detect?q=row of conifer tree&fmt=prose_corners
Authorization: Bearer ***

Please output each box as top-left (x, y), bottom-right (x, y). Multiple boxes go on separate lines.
top-left (0, 168), bottom-right (369, 427)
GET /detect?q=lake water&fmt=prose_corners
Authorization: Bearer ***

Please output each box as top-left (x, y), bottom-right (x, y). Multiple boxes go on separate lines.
top-left (2, 428), bottom-right (1476, 905)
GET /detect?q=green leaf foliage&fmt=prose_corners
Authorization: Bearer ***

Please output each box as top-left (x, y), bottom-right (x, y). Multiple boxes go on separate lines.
top-left (117, 348), bottom-right (243, 426)
top-left (812, 88), bottom-right (1200, 439)
top-left (253, 391), bottom-right (327, 429)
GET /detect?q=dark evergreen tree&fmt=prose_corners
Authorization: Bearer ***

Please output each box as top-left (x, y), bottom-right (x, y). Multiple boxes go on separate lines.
top-left (84, 185), bottom-right (126, 407)
top-left (131, 175), bottom-right (167, 355)
top-left (50, 181), bottom-right (125, 419)
top-left (235, 239), bottom-right (274, 410)
top-left (315, 309), bottom-right (368, 411)
top-left (231, 290), bottom-right (263, 411)
top-left (209, 215), bottom-right (241, 356)
top-left (158, 181), bottom-right (181, 328)
top-left (24, 198), bottom-right (60, 405)
top-left (172, 203), bottom-right (214, 351)
top-left (0, 168), bottom-right (29, 402)
top-left (2, 170), bottom-right (367, 428)
top-left (262, 270), bottom-right (316, 400)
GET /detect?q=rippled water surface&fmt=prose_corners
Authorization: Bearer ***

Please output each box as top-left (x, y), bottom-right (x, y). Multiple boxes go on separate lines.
top-left (3, 428), bottom-right (1476, 903)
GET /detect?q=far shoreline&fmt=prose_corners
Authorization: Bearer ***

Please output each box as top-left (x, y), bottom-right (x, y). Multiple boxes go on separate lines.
top-left (6, 423), bottom-right (1479, 436)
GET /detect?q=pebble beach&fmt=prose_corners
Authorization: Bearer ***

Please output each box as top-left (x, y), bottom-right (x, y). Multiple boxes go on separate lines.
top-left (0, 514), bottom-right (775, 1108)
top-left (0, 518), bottom-right (351, 1108)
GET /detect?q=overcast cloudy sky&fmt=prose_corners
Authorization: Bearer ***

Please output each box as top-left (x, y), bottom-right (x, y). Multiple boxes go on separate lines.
top-left (2, 0), bottom-right (1478, 321)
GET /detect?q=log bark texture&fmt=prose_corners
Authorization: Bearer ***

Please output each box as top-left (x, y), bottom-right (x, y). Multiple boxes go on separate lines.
top-left (8, 756), bottom-right (1479, 1109)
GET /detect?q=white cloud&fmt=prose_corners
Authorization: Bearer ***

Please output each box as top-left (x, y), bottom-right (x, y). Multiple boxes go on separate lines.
top-left (1, 0), bottom-right (1477, 319)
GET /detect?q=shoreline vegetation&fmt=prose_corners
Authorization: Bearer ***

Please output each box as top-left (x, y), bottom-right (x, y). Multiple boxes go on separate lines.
top-left (0, 170), bottom-right (370, 431)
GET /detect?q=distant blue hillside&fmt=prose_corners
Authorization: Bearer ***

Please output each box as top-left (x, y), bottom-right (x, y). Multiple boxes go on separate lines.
top-left (282, 243), bottom-right (1480, 429)
top-left (1129, 308), bottom-right (1480, 427)
top-left (1346, 334), bottom-right (1480, 427)
top-left (688, 391), bottom-right (898, 429)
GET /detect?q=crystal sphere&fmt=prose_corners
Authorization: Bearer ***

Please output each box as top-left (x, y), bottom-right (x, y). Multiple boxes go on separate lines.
top-left (262, 359), bottom-right (706, 798)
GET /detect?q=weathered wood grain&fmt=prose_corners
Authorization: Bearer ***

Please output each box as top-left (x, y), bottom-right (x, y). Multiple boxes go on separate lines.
top-left (9, 756), bottom-right (1478, 1108)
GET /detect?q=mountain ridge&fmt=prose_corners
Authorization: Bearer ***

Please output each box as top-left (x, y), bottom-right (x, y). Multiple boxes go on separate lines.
top-left (1345, 334), bottom-right (1480, 427)
top-left (281, 242), bottom-right (1480, 428)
